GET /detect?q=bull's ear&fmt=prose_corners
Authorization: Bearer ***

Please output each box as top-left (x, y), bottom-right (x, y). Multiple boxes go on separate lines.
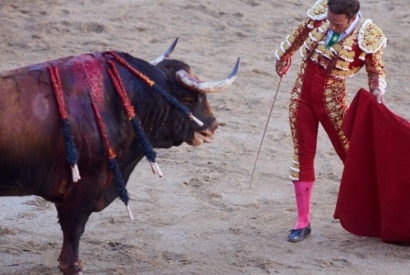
top-left (149, 37), bottom-right (179, 65)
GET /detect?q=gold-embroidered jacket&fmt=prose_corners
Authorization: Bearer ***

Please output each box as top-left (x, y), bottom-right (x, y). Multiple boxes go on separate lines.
top-left (275, 0), bottom-right (387, 93)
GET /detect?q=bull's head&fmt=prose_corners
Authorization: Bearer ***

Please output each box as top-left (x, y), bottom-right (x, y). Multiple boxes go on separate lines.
top-left (150, 38), bottom-right (240, 147)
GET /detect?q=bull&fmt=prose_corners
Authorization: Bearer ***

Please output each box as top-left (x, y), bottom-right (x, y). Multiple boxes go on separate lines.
top-left (0, 38), bottom-right (239, 275)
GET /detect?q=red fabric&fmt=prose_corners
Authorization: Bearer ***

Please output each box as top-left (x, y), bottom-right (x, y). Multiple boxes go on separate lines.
top-left (334, 88), bottom-right (410, 243)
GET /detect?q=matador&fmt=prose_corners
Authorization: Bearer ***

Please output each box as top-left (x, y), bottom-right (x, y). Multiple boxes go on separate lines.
top-left (274, 0), bottom-right (387, 242)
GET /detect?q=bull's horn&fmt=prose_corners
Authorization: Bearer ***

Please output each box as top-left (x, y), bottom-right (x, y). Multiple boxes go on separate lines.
top-left (149, 37), bottom-right (179, 65)
top-left (176, 58), bottom-right (240, 93)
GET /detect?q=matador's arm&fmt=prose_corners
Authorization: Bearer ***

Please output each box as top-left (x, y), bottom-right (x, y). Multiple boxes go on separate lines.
top-left (275, 0), bottom-right (328, 61)
top-left (275, 18), bottom-right (312, 61)
top-left (360, 19), bottom-right (387, 95)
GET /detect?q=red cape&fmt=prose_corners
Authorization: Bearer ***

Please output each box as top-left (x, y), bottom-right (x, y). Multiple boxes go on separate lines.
top-left (334, 89), bottom-right (410, 243)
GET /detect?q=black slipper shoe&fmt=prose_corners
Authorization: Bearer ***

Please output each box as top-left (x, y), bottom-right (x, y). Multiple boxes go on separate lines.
top-left (287, 223), bottom-right (311, 242)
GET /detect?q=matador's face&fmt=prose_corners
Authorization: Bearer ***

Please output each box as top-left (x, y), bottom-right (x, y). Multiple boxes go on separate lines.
top-left (327, 10), bottom-right (357, 34)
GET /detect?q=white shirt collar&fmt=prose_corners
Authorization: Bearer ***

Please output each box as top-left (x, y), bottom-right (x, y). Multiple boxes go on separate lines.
top-left (343, 11), bottom-right (361, 36)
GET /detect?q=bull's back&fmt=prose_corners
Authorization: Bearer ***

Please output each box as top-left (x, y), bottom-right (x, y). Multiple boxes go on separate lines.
top-left (0, 54), bottom-right (109, 196)
top-left (0, 64), bottom-right (64, 194)
top-left (0, 64), bottom-right (60, 141)
top-left (0, 52), bottom-right (147, 199)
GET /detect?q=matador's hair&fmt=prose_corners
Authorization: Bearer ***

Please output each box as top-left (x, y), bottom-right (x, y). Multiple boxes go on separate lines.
top-left (328, 0), bottom-right (360, 20)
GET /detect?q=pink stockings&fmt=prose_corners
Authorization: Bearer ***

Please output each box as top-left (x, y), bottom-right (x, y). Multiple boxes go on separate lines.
top-left (293, 181), bottom-right (314, 229)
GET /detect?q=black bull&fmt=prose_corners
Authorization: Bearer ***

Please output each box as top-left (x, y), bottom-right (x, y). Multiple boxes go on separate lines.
top-left (0, 41), bottom-right (239, 274)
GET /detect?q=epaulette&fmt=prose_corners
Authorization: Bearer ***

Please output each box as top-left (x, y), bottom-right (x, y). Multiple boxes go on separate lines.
top-left (358, 19), bottom-right (387, 54)
top-left (307, 0), bottom-right (328, 21)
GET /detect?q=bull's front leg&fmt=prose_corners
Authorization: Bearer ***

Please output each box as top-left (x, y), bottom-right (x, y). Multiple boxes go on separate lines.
top-left (55, 203), bottom-right (91, 275)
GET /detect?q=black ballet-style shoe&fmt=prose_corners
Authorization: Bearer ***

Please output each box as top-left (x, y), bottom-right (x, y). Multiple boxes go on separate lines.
top-left (287, 223), bottom-right (311, 242)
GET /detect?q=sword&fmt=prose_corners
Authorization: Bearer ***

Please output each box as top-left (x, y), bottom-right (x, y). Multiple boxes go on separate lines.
top-left (249, 58), bottom-right (292, 188)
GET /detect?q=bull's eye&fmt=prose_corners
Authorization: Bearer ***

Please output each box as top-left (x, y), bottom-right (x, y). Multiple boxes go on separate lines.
top-left (180, 94), bottom-right (199, 106)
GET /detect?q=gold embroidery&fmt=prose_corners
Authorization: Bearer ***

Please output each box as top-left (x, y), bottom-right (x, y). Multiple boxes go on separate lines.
top-left (316, 43), bottom-right (333, 58)
top-left (365, 49), bottom-right (386, 91)
top-left (343, 36), bottom-right (355, 49)
top-left (331, 43), bottom-right (342, 53)
top-left (310, 52), bottom-right (319, 61)
top-left (300, 46), bottom-right (308, 60)
top-left (339, 48), bottom-right (356, 61)
top-left (318, 21), bottom-right (329, 32)
top-left (323, 79), bottom-right (350, 152)
top-left (359, 19), bottom-right (386, 53)
top-left (305, 39), bottom-right (316, 50)
top-left (307, 0), bottom-right (328, 20)
top-left (310, 27), bottom-right (324, 40)
top-left (288, 32), bottom-right (298, 45)
top-left (332, 67), bottom-right (362, 79)
top-left (276, 17), bottom-right (312, 60)
top-left (335, 59), bottom-right (350, 70)
top-left (281, 41), bottom-right (290, 52)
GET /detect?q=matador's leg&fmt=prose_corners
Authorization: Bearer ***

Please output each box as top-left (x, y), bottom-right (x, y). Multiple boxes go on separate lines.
top-left (317, 81), bottom-right (350, 163)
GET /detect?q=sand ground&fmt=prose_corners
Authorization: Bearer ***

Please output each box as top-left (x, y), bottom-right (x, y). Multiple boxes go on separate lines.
top-left (0, 0), bottom-right (410, 274)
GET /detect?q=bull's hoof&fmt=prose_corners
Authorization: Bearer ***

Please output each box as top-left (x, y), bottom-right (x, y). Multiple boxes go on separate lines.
top-left (60, 259), bottom-right (83, 275)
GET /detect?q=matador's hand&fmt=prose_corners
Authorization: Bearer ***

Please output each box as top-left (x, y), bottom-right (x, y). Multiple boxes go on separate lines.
top-left (275, 58), bottom-right (291, 77)
top-left (372, 89), bottom-right (385, 105)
